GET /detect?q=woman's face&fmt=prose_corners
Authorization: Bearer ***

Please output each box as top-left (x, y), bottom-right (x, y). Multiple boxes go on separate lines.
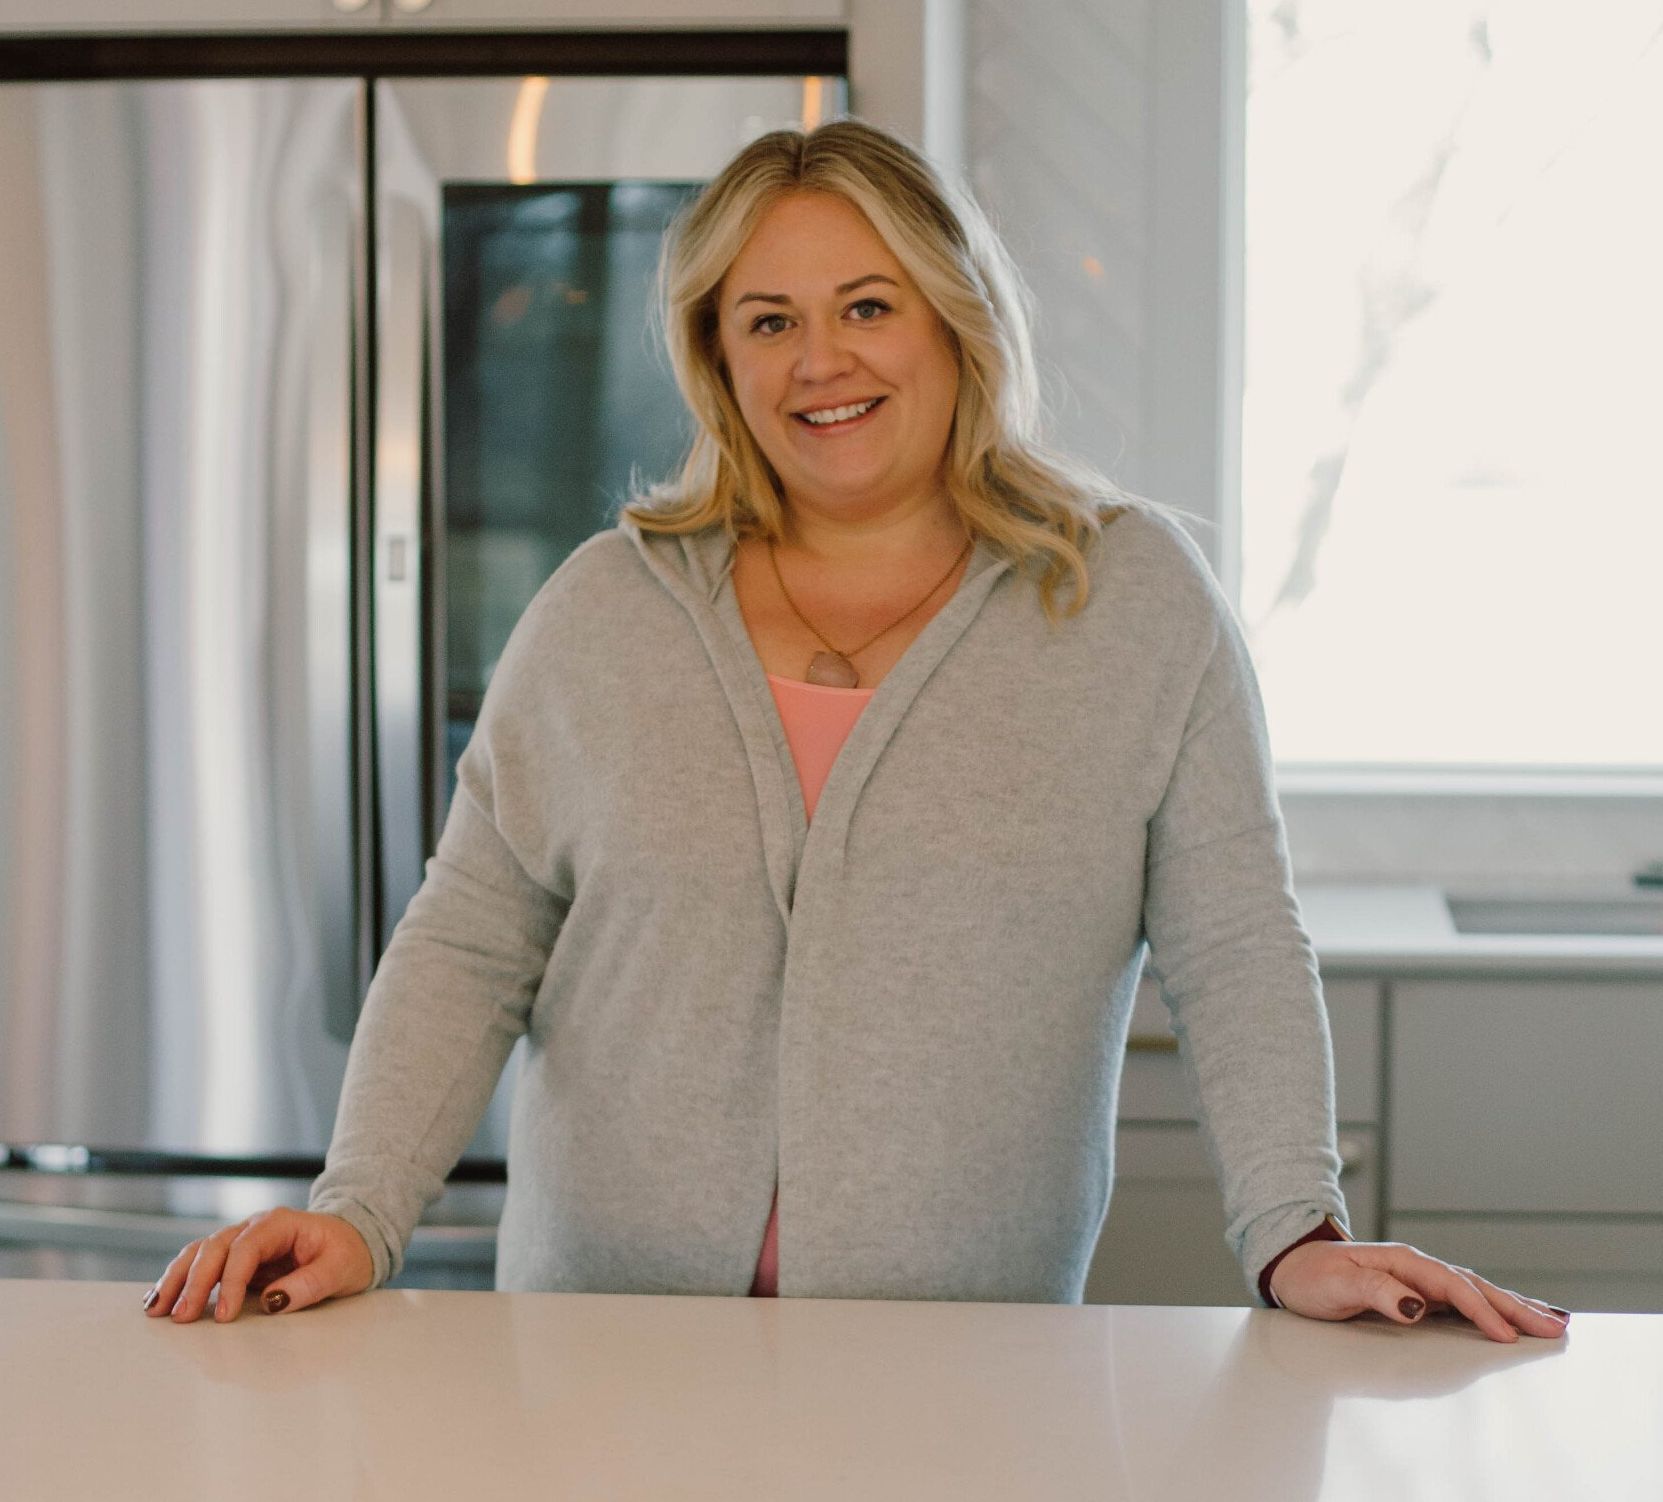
top-left (715, 191), bottom-right (961, 530)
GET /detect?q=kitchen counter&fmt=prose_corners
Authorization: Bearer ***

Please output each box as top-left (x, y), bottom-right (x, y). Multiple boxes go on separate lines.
top-left (1298, 881), bottom-right (1663, 977)
top-left (4, 1280), bottom-right (1657, 1499)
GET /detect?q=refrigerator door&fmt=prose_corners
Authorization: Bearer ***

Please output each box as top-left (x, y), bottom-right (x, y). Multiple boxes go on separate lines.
top-left (372, 73), bottom-right (846, 1154)
top-left (0, 1148), bottom-right (501, 1288)
top-left (0, 80), bottom-right (366, 1194)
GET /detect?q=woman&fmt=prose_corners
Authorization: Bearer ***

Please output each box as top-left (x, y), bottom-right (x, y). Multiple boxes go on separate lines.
top-left (145, 119), bottom-right (1567, 1343)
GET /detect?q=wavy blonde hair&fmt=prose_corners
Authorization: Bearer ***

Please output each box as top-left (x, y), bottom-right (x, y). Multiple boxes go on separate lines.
top-left (621, 116), bottom-right (1162, 622)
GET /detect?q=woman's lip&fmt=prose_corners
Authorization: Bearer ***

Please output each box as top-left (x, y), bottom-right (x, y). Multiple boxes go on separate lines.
top-left (791, 396), bottom-right (886, 433)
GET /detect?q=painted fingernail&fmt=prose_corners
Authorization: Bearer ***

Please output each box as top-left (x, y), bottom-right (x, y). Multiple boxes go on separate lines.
top-left (1399, 1297), bottom-right (1425, 1320)
top-left (1548, 1306), bottom-right (1571, 1321)
top-left (262, 1289), bottom-right (289, 1315)
top-left (141, 1286), bottom-right (158, 1312)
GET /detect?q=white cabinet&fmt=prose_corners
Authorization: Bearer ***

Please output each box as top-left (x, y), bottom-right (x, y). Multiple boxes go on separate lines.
top-left (1388, 976), bottom-right (1663, 1314)
top-left (1391, 979), bottom-right (1663, 1214)
top-left (1088, 1122), bottom-right (1379, 1306)
top-left (1390, 1214), bottom-right (1663, 1315)
top-left (1117, 976), bottom-right (1382, 1126)
top-left (1088, 977), bottom-right (1382, 1306)
top-left (0, 1), bottom-right (381, 30)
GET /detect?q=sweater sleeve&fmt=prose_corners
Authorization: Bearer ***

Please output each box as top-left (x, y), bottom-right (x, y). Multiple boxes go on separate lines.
top-left (1139, 577), bottom-right (1350, 1306)
top-left (308, 610), bottom-right (570, 1288)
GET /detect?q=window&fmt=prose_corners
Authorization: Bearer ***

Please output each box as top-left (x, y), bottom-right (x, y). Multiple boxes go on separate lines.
top-left (1241, 0), bottom-right (1663, 774)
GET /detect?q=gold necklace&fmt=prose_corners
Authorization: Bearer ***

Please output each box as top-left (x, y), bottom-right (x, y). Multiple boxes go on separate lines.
top-left (766, 533), bottom-right (975, 688)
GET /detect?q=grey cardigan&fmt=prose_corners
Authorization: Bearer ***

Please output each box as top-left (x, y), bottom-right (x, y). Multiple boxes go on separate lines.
top-left (309, 505), bottom-right (1349, 1304)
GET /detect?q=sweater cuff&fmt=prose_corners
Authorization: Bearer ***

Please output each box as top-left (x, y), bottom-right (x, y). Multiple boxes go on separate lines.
top-left (1258, 1212), bottom-right (1353, 1308)
top-left (307, 1194), bottom-right (401, 1290)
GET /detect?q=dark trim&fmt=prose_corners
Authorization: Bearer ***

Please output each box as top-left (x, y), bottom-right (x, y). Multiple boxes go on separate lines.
top-left (0, 28), bottom-right (846, 82)
top-left (0, 1143), bottom-right (506, 1183)
top-left (355, 73), bottom-right (382, 1019)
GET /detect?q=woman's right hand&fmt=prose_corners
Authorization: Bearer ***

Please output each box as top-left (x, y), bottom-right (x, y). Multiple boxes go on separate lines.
top-left (141, 1208), bottom-right (376, 1324)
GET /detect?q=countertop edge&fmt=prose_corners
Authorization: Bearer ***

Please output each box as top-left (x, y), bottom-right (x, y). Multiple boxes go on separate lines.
top-left (1298, 882), bottom-right (1663, 979)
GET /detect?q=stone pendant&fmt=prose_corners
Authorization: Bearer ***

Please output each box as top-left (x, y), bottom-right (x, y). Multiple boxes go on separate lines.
top-left (805, 651), bottom-right (860, 688)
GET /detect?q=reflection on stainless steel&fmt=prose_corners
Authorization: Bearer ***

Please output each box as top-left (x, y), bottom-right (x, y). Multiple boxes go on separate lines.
top-left (371, 188), bottom-right (431, 955)
top-left (801, 75), bottom-right (828, 129)
top-left (0, 1163), bottom-right (501, 1287)
top-left (0, 79), bottom-right (363, 1164)
top-left (0, 1202), bottom-right (496, 1267)
top-left (507, 76), bottom-right (550, 185)
top-left (0, 88), bottom-right (65, 1138)
top-left (307, 171), bottom-right (364, 1050)
top-left (0, 76), bottom-right (385, 1279)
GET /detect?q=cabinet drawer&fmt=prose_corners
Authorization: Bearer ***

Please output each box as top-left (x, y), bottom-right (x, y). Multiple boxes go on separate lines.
top-left (1121, 976), bottom-right (1380, 1123)
top-left (1390, 980), bottom-right (1663, 1213)
top-left (1389, 1214), bottom-right (1663, 1314)
top-left (1087, 1123), bottom-right (1379, 1306)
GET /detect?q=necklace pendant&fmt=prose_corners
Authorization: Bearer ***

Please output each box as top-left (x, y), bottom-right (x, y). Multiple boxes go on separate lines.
top-left (806, 651), bottom-right (860, 688)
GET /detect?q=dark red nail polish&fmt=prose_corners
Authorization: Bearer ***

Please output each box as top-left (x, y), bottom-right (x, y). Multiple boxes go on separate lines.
top-left (1399, 1297), bottom-right (1425, 1320)
top-left (1548, 1306), bottom-right (1570, 1321)
top-left (262, 1289), bottom-right (290, 1315)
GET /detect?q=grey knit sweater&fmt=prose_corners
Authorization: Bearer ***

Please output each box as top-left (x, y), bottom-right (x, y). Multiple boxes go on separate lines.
top-left (309, 505), bottom-right (1349, 1304)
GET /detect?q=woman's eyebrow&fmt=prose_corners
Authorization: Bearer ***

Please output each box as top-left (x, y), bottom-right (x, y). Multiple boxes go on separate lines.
top-left (732, 274), bottom-right (900, 310)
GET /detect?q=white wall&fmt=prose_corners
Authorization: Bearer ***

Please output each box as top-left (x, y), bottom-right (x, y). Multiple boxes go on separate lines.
top-left (963, 0), bottom-right (1240, 584)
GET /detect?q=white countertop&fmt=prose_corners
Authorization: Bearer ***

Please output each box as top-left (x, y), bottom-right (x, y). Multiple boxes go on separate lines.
top-left (5, 1280), bottom-right (1658, 1499)
top-left (1297, 881), bottom-right (1663, 976)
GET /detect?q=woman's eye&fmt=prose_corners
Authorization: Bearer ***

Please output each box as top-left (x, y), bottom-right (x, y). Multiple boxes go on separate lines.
top-left (750, 313), bottom-right (789, 336)
top-left (849, 298), bottom-right (890, 321)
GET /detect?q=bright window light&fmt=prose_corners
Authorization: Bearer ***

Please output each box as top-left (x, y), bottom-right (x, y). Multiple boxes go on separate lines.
top-left (1241, 0), bottom-right (1663, 771)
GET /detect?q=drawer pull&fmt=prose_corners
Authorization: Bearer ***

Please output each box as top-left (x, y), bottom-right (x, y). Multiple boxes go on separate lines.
top-left (1125, 1035), bottom-right (1179, 1054)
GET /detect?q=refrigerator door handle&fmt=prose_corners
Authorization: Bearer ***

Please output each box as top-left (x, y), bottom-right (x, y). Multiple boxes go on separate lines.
top-left (309, 190), bottom-right (363, 1048)
top-left (374, 195), bottom-right (433, 956)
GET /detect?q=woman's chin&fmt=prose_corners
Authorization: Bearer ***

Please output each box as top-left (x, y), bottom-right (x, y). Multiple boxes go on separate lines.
top-left (777, 479), bottom-right (927, 522)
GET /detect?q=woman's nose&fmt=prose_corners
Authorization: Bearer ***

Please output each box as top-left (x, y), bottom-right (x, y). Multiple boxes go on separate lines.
top-left (792, 317), bottom-right (856, 381)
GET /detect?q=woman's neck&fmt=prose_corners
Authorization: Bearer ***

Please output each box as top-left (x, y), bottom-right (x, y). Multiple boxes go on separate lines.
top-left (773, 494), bottom-right (968, 573)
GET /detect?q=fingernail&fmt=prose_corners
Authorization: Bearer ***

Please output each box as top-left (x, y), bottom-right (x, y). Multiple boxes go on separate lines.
top-left (1399, 1297), bottom-right (1425, 1320)
top-left (141, 1286), bottom-right (158, 1312)
top-left (262, 1289), bottom-right (289, 1315)
top-left (1549, 1306), bottom-right (1571, 1321)
top-left (214, 1300), bottom-right (231, 1322)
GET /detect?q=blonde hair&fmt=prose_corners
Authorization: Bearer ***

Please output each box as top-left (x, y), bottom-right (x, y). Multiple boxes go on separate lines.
top-left (621, 116), bottom-right (1163, 622)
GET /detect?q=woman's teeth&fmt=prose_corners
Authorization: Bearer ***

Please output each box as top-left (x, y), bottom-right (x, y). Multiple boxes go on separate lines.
top-left (798, 398), bottom-right (881, 426)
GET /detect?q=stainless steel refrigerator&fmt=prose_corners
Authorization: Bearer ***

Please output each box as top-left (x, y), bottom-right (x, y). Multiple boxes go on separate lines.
top-left (0, 64), bottom-right (846, 1285)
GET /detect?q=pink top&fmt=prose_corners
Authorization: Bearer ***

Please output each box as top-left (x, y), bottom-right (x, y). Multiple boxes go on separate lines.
top-left (749, 672), bottom-right (876, 1296)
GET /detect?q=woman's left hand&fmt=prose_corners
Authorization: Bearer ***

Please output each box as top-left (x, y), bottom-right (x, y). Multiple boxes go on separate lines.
top-left (1269, 1239), bottom-right (1571, 1343)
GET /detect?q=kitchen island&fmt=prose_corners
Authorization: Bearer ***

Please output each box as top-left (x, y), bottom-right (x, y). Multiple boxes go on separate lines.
top-left (3, 1280), bottom-right (1657, 1499)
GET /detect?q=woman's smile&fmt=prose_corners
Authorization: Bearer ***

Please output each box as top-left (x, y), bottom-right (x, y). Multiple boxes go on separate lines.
top-left (791, 394), bottom-right (887, 433)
